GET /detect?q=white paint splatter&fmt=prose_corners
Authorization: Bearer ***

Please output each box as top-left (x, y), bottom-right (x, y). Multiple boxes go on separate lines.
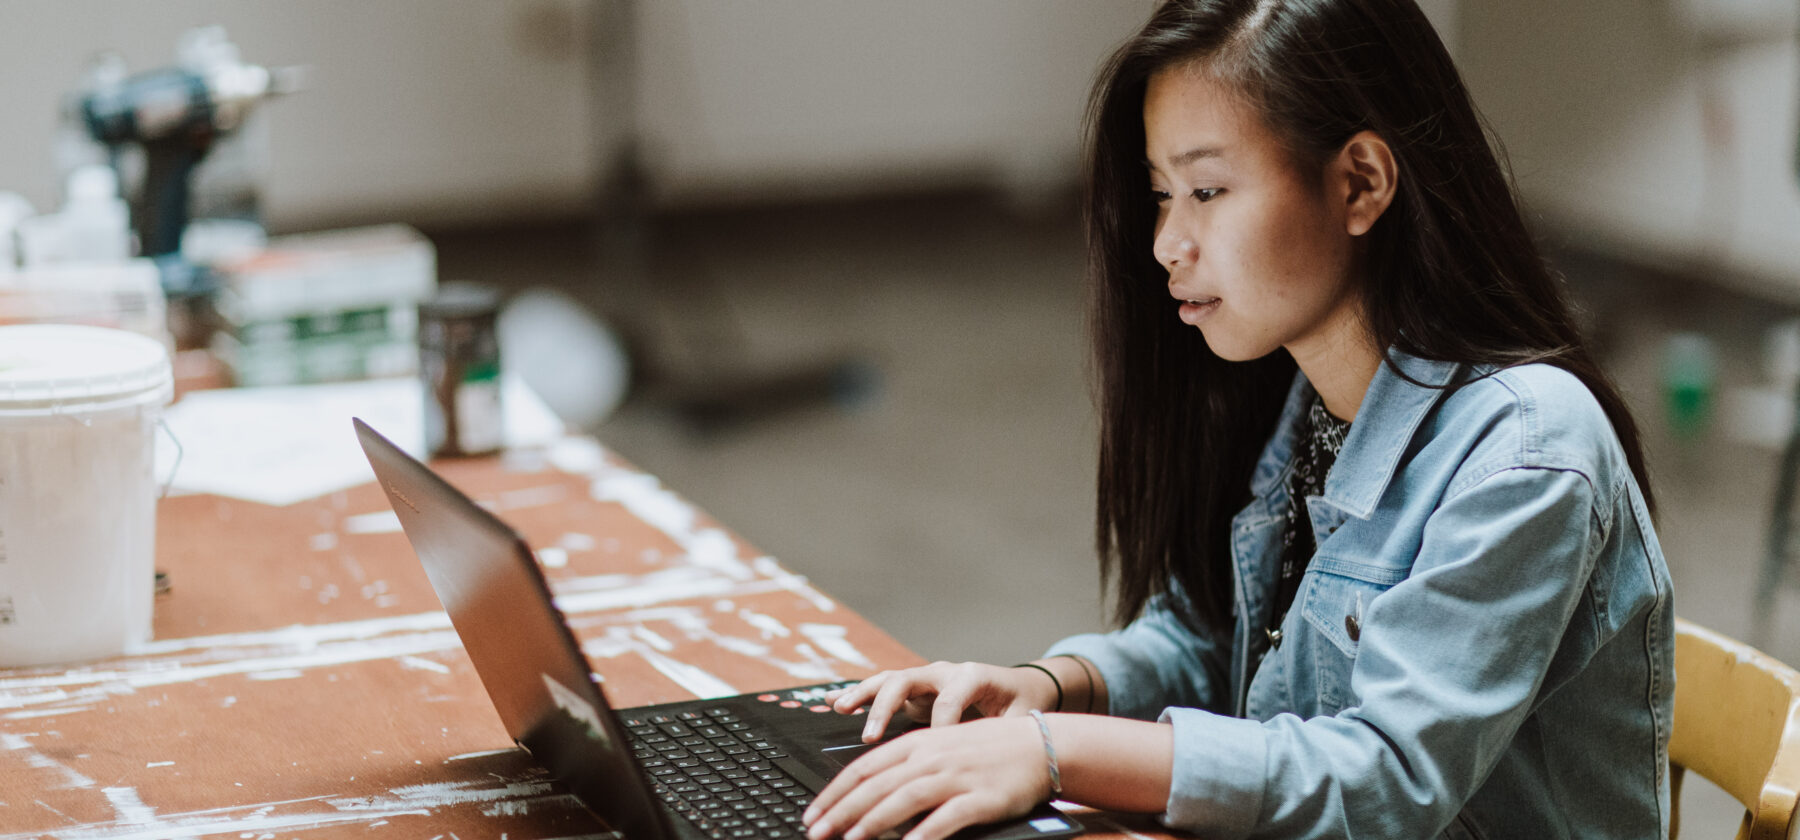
top-left (537, 547), bottom-right (570, 569)
top-left (480, 793), bottom-right (585, 818)
top-left (685, 529), bottom-right (754, 581)
top-left (3, 706), bottom-right (89, 720)
top-left (589, 469), bottom-right (765, 581)
top-left (712, 636), bottom-right (771, 658)
top-left (308, 532), bottom-right (337, 551)
top-left (445, 748), bottom-right (519, 762)
top-left (739, 610), bottom-right (792, 639)
top-left (558, 532), bottom-right (596, 552)
top-left (638, 648), bottom-right (736, 699)
top-left (342, 510), bottom-right (403, 534)
top-left (327, 778), bottom-right (555, 812)
top-left (799, 624), bottom-right (875, 668)
top-left (753, 557), bottom-right (836, 612)
top-left (546, 436), bottom-right (606, 474)
top-left (1, 488), bottom-right (844, 723)
top-left (4, 732), bottom-right (94, 790)
top-left (0, 793), bottom-right (406, 840)
top-left (399, 656), bottom-right (451, 675)
top-left (245, 669), bottom-right (305, 681)
top-left (632, 626), bottom-right (674, 652)
top-left (498, 484), bottom-right (568, 511)
top-left (145, 761), bottom-right (174, 768)
top-left (783, 643), bottom-right (844, 682)
top-left (103, 787), bottom-right (156, 825)
top-left (591, 472), bottom-right (695, 539)
top-left (579, 628), bottom-right (736, 699)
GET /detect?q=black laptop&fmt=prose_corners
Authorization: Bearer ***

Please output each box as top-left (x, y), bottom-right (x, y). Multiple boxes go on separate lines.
top-left (353, 419), bottom-right (1082, 840)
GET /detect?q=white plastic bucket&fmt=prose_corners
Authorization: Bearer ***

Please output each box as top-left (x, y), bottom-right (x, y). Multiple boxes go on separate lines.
top-left (0, 324), bottom-right (172, 666)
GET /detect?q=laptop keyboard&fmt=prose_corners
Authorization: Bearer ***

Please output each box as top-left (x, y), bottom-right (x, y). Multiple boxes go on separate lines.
top-left (626, 708), bottom-right (815, 840)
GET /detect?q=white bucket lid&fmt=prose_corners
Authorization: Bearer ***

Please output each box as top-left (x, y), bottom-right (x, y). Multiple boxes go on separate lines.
top-left (0, 324), bottom-right (173, 413)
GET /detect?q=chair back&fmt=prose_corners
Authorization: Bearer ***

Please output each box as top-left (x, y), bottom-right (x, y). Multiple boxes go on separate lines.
top-left (1671, 617), bottom-right (1800, 839)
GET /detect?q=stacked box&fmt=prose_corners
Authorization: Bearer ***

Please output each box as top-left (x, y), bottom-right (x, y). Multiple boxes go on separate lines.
top-left (210, 224), bottom-right (435, 387)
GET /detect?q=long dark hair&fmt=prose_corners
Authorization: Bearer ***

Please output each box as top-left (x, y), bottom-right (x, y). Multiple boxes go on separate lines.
top-left (1089, 0), bottom-right (1655, 632)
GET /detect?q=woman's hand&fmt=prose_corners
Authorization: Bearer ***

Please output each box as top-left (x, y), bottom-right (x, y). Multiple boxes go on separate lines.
top-left (826, 662), bottom-right (1060, 742)
top-left (803, 716), bottom-right (1053, 840)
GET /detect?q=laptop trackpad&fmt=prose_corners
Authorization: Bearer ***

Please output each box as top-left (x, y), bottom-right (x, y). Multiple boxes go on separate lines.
top-left (821, 742), bottom-right (877, 769)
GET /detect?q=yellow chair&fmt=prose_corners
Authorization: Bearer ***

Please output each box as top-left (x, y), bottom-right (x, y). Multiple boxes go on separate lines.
top-left (1671, 617), bottom-right (1800, 839)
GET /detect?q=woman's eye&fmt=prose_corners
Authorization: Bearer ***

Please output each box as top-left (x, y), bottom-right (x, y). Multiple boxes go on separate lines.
top-left (1194, 188), bottom-right (1223, 202)
top-left (1149, 189), bottom-right (1172, 203)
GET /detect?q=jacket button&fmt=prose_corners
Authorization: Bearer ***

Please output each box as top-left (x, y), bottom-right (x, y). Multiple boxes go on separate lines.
top-left (1265, 627), bottom-right (1283, 649)
top-left (1345, 614), bottom-right (1361, 642)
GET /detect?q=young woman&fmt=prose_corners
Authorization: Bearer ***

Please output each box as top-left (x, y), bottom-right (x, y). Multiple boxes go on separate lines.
top-left (801, 1), bottom-right (1674, 838)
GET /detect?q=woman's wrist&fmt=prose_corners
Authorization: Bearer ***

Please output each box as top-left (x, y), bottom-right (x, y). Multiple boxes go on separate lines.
top-left (1036, 713), bottom-right (1172, 814)
top-left (1026, 655), bottom-right (1104, 715)
top-left (1013, 662), bottom-right (1064, 711)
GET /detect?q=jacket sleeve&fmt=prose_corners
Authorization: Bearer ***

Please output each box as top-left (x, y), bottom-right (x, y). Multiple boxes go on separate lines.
top-left (1043, 590), bottom-right (1233, 721)
top-left (1161, 466), bottom-right (1603, 840)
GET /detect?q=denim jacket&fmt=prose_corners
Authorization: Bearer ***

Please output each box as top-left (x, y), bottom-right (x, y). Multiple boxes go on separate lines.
top-left (1046, 351), bottom-right (1674, 839)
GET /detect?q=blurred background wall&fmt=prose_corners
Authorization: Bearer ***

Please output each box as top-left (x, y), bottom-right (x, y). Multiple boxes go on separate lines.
top-left (1458, 0), bottom-right (1800, 299)
top-left (0, 1), bottom-right (1473, 227)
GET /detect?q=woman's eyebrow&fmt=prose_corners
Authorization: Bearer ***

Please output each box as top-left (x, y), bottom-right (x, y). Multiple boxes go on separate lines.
top-left (1171, 146), bottom-right (1224, 167)
top-left (1143, 147), bottom-right (1225, 172)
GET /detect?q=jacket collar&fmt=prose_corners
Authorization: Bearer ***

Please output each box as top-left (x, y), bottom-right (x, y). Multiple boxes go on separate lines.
top-left (1249, 350), bottom-right (1463, 520)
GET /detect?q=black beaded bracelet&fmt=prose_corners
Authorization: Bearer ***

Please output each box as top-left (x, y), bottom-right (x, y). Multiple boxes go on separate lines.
top-left (1015, 662), bottom-right (1063, 712)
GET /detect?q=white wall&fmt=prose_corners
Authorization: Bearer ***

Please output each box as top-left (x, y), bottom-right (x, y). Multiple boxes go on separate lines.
top-left (0, 1), bottom-right (1155, 231)
top-left (1457, 0), bottom-right (1800, 298)
top-left (630, 1), bottom-right (1152, 206)
top-left (0, 2), bottom-right (1470, 232)
top-left (0, 1), bottom-right (601, 231)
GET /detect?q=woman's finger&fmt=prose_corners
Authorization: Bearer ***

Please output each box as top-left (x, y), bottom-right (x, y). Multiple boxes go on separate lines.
top-left (901, 793), bottom-right (1003, 840)
top-left (805, 740), bottom-right (916, 838)
top-left (863, 671), bottom-right (932, 742)
top-left (929, 669), bottom-right (980, 729)
top-left (829, 671), bottom-right (888, 714)
top-left (843, 773), bottom-right (958, 840)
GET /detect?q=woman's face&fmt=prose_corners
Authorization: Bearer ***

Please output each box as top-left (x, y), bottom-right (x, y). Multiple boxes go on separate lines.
top-left (1144, 65), bottom-right (1365, 364)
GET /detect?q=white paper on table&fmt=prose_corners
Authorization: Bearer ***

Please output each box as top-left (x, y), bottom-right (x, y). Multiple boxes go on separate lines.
top-left (153, 374), bottom-right (567, 507)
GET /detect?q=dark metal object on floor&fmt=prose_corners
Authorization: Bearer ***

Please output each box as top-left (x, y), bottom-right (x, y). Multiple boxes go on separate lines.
top-left (660, 359), bottom-right (880, 434)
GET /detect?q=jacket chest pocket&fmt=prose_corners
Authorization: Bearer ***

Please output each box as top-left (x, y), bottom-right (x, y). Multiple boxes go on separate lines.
top-left (1296, 556), bottom-right (1408, 712)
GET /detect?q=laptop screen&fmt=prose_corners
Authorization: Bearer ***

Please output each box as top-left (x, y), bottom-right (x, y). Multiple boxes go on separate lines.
top-left (354, 417), bottom-right (672, 840)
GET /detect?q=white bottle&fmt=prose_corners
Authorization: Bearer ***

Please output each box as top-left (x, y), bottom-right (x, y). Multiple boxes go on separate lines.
top-left (61, 165), bottom-right (133, 263)
top-left (18, 166), bottom-right (132, 266)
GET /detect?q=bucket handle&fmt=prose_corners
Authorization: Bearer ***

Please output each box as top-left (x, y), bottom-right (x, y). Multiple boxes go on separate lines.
top-left (156, 418), bottom-right (183, 500)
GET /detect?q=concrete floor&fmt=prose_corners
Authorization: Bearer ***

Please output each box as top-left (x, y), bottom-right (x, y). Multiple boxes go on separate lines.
top-left (434, 192), bottom-right (1796, 836)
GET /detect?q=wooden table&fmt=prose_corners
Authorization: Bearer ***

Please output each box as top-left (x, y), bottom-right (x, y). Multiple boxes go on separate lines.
top-left (0, 438), bottom-right (948, 838)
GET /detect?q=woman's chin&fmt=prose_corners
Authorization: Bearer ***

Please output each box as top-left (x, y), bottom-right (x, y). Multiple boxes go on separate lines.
top-left (1198, 331), bottom-right (1274, 363)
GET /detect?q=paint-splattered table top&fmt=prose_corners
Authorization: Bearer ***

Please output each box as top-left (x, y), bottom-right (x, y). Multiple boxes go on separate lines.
top-left (0, 436), bottom-right (935, 839)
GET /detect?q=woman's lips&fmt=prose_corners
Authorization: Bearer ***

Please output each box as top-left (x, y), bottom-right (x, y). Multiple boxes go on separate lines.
top-left (1178, 297), bottom-right (1220, 325)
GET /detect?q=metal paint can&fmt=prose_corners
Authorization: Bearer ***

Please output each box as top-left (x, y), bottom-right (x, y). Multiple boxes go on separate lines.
top-left (419, 282), bottom-right (502, 458)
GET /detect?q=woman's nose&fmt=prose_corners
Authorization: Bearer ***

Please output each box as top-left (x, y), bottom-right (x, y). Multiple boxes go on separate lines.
top-left (1153, 221), bottom-right (1197, 271)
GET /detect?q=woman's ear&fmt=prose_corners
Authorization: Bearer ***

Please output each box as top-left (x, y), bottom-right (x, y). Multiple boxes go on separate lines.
top-left (1336, 131), bottom-right (1397, 237)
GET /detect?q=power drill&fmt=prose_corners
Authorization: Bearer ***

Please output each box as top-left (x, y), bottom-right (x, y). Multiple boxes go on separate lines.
top-left (78, 39), bottom-right (301, 275)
